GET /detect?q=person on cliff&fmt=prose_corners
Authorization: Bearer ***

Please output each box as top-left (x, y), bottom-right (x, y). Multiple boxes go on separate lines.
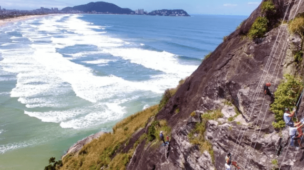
top-left (264, 83), bottom-right (274, 102)
top-left (160, 131), bottom-right (166, 146)
top-left (225, 153), bottom-right (240, 170)
top-left (283, 108), bottom-right (303, 127)
top-left (289, 124), bottom-right (304, 148)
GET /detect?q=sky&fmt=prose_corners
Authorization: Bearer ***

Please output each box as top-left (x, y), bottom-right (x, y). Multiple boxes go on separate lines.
top-left (0, 0), bottom-right (262, 15)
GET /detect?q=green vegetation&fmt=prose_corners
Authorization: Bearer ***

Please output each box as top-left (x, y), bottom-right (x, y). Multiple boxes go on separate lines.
top-left (203, 52), bottom-right (212, 61)
top-left (248, 17), bottom-right (269, 39)
top-left (224, 100), bottom-right (233, 106)
top-left (60, 105), bottom-right (159, 170)
top-left (44, 157), bottom-right (63, 170)
top-left (201, 109), bottom-right (223, 120)
top-left (289, 15), bottom-right (304, 63)
top-left (190, 111), bottom-right (196, 117)
top-left (271, 75), bottom-right (303, 129)
top-left (158, 88), bottom-right (176, 112)
top-left (188, 110), bottom-right (223, 163)
top-left (289, 15), bottom-right (304, 48)
top-left (175, 108), bottom-right (180, 114)
top-left (294, 50), bottom-right (303, 63)
top-left (261, 0), bottom-right (276, 15)
top-left (223, 36), bottom-right (228, 41)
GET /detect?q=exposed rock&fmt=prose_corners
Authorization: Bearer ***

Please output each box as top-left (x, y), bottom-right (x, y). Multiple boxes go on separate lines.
top-left (62, 131), bottom-right (104, 158)
top-left (126, 0), bottom-right (304, 170)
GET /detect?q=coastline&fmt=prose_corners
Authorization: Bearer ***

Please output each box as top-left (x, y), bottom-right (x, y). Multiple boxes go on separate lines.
top-left (0, 14), bottom-right (59, 27)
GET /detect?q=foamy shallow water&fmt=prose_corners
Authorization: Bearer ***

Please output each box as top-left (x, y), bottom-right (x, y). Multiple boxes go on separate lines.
top-left (0, 14), bottom-right (246, 169)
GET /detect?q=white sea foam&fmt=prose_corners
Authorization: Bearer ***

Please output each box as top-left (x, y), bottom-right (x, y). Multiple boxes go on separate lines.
top-left (0, 14), bottom-right (199, 130)
top-left (103, 48), bottom-right (197, 76)
top-left (83, 59), bottom-right (115, 64)
top-left (1, 43), bottom-right (14, 46)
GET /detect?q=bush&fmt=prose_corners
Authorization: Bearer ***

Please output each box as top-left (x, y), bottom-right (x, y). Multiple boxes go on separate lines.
top-left (158, 88), bottom-right (176, 112)
top-left (190, 111), bottom-right (196, 117)
top-left (261, 0), bottom-right (276, 15)
top-left (271, 74), bottom-right (303, 129)
top-left (294, 50), bottom-right (303, 63)
top-left (44, 157), bottom-right (63, 170)
top-left (248, 17), bottom-right (269, 39)
top-left (147, 121), bottom-right (159, 141)
top-left (289, 16), bottom-right (304, 48)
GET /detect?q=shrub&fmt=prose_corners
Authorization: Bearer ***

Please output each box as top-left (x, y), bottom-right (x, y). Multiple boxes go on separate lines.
top-left (289, 16), bottom-right (304, 48)
top-left (261, 0), bottom-right (276, 15)
top-left (147, 121), bottom-right (159, 141)
top-left (271, 75), bottom-right (303, 129)
top-left (190, 111), bottom-right (196, 117)
top-left (44, 157), bottom-right (63, 170)
top-left (248, 17), bottom-right (269, 39)
top-left (294, 50), bottom-right (303, 63)
top-left (158, 88), bottom-right (176, 112)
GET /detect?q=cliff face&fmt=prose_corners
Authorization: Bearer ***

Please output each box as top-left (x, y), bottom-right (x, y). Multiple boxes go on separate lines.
top-left (60, 0), bottom-right (304, 170)
top-left (126, 0), bottom-right (304, 170)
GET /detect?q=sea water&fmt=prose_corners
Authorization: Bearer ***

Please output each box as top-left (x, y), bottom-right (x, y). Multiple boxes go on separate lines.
top-left (0, 14), bottom-right (246, 169)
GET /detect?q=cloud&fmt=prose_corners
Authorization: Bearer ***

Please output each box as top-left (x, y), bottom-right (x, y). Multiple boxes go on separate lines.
top-left (248, 2), bottom-right (260, 5)
top-left (223, 4), bottom-right (238, 7)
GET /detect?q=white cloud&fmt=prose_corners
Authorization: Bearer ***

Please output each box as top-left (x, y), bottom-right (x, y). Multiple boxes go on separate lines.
top-left (248, 2), bottom-right (260, 5)
top-left (223, 4), bottom-right (238, 7)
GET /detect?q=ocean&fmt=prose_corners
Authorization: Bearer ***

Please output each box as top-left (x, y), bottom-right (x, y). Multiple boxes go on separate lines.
top-left (0, 14), bottom-right (246, 169)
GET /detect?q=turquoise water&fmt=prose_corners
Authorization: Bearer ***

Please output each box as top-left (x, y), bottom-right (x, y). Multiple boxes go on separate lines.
top-left (0, 14), bottom-right (246, 169)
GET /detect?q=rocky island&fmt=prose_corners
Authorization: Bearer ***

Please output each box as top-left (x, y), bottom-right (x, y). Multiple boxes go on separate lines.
top-left (45, 0), bottom-right (304, 170)
top-left (148, 9), bottom-right (189, 17)
top-left (61, 1), bottom-right (190, 16)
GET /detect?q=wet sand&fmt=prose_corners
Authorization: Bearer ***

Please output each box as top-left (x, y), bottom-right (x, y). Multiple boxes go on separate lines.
top-left (0, 15), bottom-right (56, 27)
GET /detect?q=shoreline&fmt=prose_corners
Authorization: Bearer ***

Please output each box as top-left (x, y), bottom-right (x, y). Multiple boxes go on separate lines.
top-left (0, 14), bottom-right (60, 27)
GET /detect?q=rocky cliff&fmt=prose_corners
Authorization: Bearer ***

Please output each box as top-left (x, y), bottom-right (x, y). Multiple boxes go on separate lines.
top-left (59, 0), bottom-right (304, 170)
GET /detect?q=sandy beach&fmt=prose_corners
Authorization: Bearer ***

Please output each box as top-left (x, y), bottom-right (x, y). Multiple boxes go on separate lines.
top-left (0, 14), bottom-right (55, 27)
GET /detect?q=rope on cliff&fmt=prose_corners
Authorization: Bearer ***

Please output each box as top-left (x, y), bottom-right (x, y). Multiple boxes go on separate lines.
top-left (243, 30), bottom-right (290, 168)
top-left (278, 0), bottom-right (304, 169)
top-left (231, 0), bottom-right (292, 160)
top-left (232, 0), bottom-right (304, 167)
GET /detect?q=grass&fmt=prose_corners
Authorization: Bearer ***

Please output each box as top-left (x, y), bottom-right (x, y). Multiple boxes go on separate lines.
top-left (248, 17), bottom-right (269, 39)
top-left (223, 100), bottom-right (233, 106)
top-left (188, 110), bottom-right (223, 164)
top-left (60, 105), bottom-right (159, 170)
top-left (203, 52), bottom-right (212, 61)
top-left (271, 74), bottom-right (303, 129)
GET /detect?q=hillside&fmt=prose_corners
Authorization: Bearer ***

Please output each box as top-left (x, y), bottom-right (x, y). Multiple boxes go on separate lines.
top-left (46, 0), bottom-right (304, 170)
top-left (61, 1), bottom-right (134, 14)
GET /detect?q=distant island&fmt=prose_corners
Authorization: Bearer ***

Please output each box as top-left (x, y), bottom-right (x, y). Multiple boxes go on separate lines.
top-left (0, 1), bottom-right (190, 20)
top-left (62, 1), bottom-right (190, 16)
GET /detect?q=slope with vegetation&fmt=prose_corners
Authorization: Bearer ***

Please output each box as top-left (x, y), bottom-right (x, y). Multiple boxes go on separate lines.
top-left (46, 0), bottom-right (304, 169)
